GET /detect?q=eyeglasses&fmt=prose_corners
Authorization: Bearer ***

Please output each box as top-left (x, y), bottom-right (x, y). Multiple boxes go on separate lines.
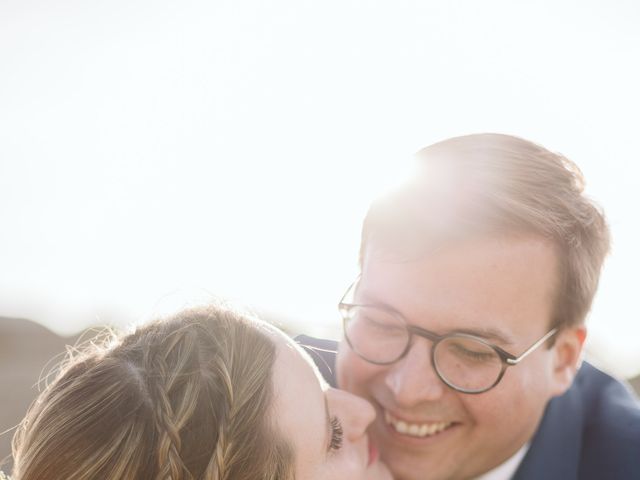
top-left (338, 278), bottom-right (558, 394)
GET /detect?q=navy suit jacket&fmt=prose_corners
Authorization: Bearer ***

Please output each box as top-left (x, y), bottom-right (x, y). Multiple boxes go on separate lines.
top-left (296, 335), bottom-right (640, 480)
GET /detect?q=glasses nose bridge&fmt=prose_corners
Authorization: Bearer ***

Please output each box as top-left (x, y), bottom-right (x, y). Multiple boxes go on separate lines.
top-left (385, 327), bottom-right (447, 403)
top-left (402, 326), bottom-right (442, 372)
top-left (407, 325), bottom-right (442, 347)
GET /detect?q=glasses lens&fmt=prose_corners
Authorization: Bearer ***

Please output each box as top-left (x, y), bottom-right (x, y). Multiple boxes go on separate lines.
top-left (343, 306), bottom-right (409, 364)
top-left (434, 336), bottom-right (503, 392)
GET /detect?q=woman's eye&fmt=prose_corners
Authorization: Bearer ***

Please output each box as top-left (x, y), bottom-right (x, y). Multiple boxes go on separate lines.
top-left (329, 416), bottom-right (343, 452)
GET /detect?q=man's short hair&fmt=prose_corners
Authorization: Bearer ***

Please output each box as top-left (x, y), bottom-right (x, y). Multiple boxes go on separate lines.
top-left (360, 133), bottom-right (610, 330)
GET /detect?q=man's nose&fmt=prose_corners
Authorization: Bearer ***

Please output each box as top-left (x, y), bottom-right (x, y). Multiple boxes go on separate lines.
top-left (384, 338), bottom-right (446, 406)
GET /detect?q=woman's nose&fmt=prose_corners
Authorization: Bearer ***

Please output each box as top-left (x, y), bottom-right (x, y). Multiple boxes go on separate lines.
top-left (327, 388), bottom-right (376, 441)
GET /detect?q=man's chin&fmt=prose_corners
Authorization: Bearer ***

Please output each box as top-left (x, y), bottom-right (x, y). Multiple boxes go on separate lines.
top-left (378, 443), bottom-right (464, 480)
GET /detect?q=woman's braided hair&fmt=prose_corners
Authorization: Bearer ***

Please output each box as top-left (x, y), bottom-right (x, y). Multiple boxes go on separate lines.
top-left (11, 304), bottom-right (295, 480)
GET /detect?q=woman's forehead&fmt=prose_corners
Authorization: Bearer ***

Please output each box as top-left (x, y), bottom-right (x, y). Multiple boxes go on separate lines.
top-left (261, 322), bottom-right (328, 385)
top-left (270, 328), bottom-right (328, 477)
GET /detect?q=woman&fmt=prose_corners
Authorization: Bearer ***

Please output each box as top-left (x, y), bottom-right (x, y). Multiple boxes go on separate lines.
top-left (9, 304), bottom-right (393, 480)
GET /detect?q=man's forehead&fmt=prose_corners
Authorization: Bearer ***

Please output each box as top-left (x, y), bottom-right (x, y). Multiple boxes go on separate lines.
top-left (358, 235), bottom-right (558, 335)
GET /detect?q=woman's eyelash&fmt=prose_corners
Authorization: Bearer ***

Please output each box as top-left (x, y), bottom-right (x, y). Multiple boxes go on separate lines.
top-left (329, 416), bottom-right (344, 451)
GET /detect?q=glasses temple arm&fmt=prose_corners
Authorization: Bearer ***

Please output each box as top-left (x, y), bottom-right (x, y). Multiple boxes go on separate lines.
top-left (505, 328), bottom-right (558, 365)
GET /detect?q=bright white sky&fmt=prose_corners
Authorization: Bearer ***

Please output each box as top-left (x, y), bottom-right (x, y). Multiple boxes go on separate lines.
top-left (1, 0), bottom-right (639, 377)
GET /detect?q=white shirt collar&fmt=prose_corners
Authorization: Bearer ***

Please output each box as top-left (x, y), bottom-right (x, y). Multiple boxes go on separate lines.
top-left (473, 443), bottom-right (530, 480)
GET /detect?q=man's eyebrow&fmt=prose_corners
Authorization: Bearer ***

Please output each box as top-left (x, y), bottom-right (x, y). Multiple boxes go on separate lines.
top-left (450, 327), bottom-right (514, 345)
top-left (353, 291), bottom-right (401, 314)
top-left (355, 290), bottom-right (514, 345)
top-left (355, 290), bottom-right (515, 345)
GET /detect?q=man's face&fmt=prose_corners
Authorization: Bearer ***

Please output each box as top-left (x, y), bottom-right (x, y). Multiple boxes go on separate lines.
top-left (336, 235), bottom-right (566, 480)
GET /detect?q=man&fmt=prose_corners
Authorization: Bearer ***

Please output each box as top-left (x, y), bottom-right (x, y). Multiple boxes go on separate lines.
top-left (299, 133), bottom-right (640, 480)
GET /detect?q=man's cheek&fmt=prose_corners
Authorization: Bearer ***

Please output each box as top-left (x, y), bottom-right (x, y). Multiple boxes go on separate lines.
top-left (338, 354), bottom-right (374, 392)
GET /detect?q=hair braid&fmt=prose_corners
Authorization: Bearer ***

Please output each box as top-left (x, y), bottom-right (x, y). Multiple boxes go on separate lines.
top-left (146, 327), bottom-right (204, 480)
top-left (209, 354), bottom-right (234, 480)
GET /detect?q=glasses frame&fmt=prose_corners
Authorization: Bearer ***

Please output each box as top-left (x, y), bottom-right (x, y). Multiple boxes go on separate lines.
top-left (338, 278), bottom-right (558, 394)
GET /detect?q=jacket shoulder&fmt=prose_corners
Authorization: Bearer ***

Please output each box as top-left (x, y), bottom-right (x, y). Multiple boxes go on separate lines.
top-left (294, 335), bottom-right (339, 387)
top-left (576, 363), bottom-right (640, 477)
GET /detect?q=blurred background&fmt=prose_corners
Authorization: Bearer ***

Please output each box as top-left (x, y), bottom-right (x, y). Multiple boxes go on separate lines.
top-left (1, 0), bottom-right (639, 465)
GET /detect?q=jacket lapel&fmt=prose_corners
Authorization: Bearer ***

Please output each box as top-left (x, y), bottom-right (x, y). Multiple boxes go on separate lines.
top-left (513, 384), bottom-right (583, 480)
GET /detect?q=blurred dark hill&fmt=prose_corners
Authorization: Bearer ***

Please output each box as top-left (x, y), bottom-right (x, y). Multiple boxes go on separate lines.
top-left (631, 375), bottom-right (640, 396)
top-left (0, 317), bottom-right (80, 471)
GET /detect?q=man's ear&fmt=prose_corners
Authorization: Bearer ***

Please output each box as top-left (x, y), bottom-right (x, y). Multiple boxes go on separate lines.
top-left (550, 326), bottom-right (587, 396)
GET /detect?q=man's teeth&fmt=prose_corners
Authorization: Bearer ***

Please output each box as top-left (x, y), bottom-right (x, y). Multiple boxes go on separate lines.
top-left (385, 411), bottom-right (452, 438)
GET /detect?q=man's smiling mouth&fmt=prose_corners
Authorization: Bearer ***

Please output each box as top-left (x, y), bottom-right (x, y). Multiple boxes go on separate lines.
top-left (384, 411), bottom-right (454, 438)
